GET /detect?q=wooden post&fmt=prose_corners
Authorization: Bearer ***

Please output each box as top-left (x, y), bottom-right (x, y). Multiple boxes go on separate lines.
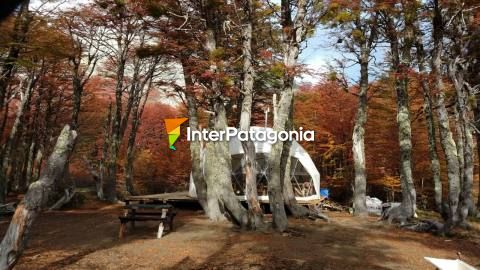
top-left (157, 209), bottom-right (168, 239)
top-left (119, 222), bottom-right (126, 239)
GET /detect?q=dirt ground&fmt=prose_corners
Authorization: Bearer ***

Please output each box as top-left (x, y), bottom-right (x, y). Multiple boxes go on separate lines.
top-left (1, 200), bottom-right (479, 270)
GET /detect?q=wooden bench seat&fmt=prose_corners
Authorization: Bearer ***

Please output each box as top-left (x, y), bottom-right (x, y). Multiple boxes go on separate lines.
top-left (118, 204), bottom-right (176, 239)
top-left (125, 204), bottom-right (173, 210)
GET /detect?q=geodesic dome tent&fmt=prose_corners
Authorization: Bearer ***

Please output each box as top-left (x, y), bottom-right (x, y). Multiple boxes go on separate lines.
top-left (188, 126), bottom-right (321, 202)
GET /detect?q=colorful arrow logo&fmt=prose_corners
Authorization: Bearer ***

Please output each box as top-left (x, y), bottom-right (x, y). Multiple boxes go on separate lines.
top-left (164, 118), bottom-right (188, 150)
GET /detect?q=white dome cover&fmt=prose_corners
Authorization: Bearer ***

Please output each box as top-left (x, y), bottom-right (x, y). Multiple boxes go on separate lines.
top-left (189, 126), bottom-right (321, 202)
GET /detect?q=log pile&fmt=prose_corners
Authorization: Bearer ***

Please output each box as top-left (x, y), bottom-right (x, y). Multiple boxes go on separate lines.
top-left (312, 199), bottom-right (348, 212)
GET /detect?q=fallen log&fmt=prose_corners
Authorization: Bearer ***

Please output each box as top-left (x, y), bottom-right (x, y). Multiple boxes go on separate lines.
top-left (0, 125), bottom-right (77, 270)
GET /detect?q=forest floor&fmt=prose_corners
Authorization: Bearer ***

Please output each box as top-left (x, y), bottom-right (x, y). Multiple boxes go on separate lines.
top-left (1, 199), bottom-right (480, 270)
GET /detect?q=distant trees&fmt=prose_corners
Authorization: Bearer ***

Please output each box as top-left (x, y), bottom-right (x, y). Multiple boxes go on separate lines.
top-left (324, 0), bottom-right (480, 231)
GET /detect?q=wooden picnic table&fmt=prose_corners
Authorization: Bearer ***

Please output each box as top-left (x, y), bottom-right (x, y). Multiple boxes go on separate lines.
top-left (118, 196), bottom-right (177, 239)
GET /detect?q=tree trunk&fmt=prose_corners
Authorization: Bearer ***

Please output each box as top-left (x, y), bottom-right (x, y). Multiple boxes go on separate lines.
top-left (198, 17), bottom-right (226, 220)
top-left (382, 13), bottom-right (416, 222)
top-left (99, 104), bottom-right (112, 201)
top-left (265, 0), bottom-right (310, 232)
top-left (460, 118), bottom-right (474, 221)
top-left (475, 101), bottom-right (480, 209)
top-left (352, 55), bottom-right (369, 216)
top-left (421, 80), bottom-right (443, 212)
top-left (24, 142), bottom-right (35, 188)
top-left (105, 58), bottom-right (125, 202)
top-left (279, 97), bottom-right (325, 220)
top-left (431, 0), bottom-right (460, 229)
top-left (31, 148), bottom-right (42, 182)
top-left (239, 0), bottom-right (263, 229)
top-left (204, 99), bottom-right (248, 226)
top-left (449, 59), bottom-right (474, 225)
top-left (123, 59), bottom-right (156, 196)
top-left (183, 72), bottom-right (209, 213)
top-left (83, 156), bottom-right (103, 200)
top-left (414, 24), bottom-right (442, 212)
top-left (124, 110), bottom-right (139, 196)
top-left (71, 75), bottom-right (83, 129)
top-left (0, 125), bottom-right (77, 270)
top-left (0, 102), bottom-right (10, 140)
top-left (18, 139), bottom-right (34, 192)
top-left (200, 9), bottom-right (246, 223)
top-left (104, 27), bottom-right (129, 201)
top-left (123, 78), bottom-right (152, 196)
top-left (454, 105), bottom-right (465, 187)
top-left (267, 85), bottom-right (291, 231)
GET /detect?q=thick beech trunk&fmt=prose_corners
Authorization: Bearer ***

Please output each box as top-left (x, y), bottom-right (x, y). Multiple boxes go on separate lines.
top-left (199, 7), bottom-right (247, 223)
top-left (395, 78), bottom-right (416, 219)
top-left (267, 85), bottom-right (291, 231)
top-left (449, 59), bottom-right (474, 225)
top-left (431, 0), bottom-right (460, 229)
top-left (0, 125), bottom-right (77, 270)
top-left (239, 0), bottom-right (263, 229)
top-left (381, 13), bottom-right (416, 222)
top-left (184, 74), bottom-right (209, 213)
top-left (200, 21), bottom-right (228, 221)
top-left (204, 100), bottom-right (249, 226)
top-left (352, 56), bottom-right (369, 216)
top-left (105, 55), bottom-right (126, 202)
top-left (266, 0), bottom-right (309, 232)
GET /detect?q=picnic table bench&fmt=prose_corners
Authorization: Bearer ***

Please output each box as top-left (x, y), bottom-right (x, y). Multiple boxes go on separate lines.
top-left (118, 197), bottom-right (177, 239)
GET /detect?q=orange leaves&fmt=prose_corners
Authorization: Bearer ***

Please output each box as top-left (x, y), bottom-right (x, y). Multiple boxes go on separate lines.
top-left (258, 49), bottom-right (273, 60)
top-left (294, 81), bottom-right (357, 161)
